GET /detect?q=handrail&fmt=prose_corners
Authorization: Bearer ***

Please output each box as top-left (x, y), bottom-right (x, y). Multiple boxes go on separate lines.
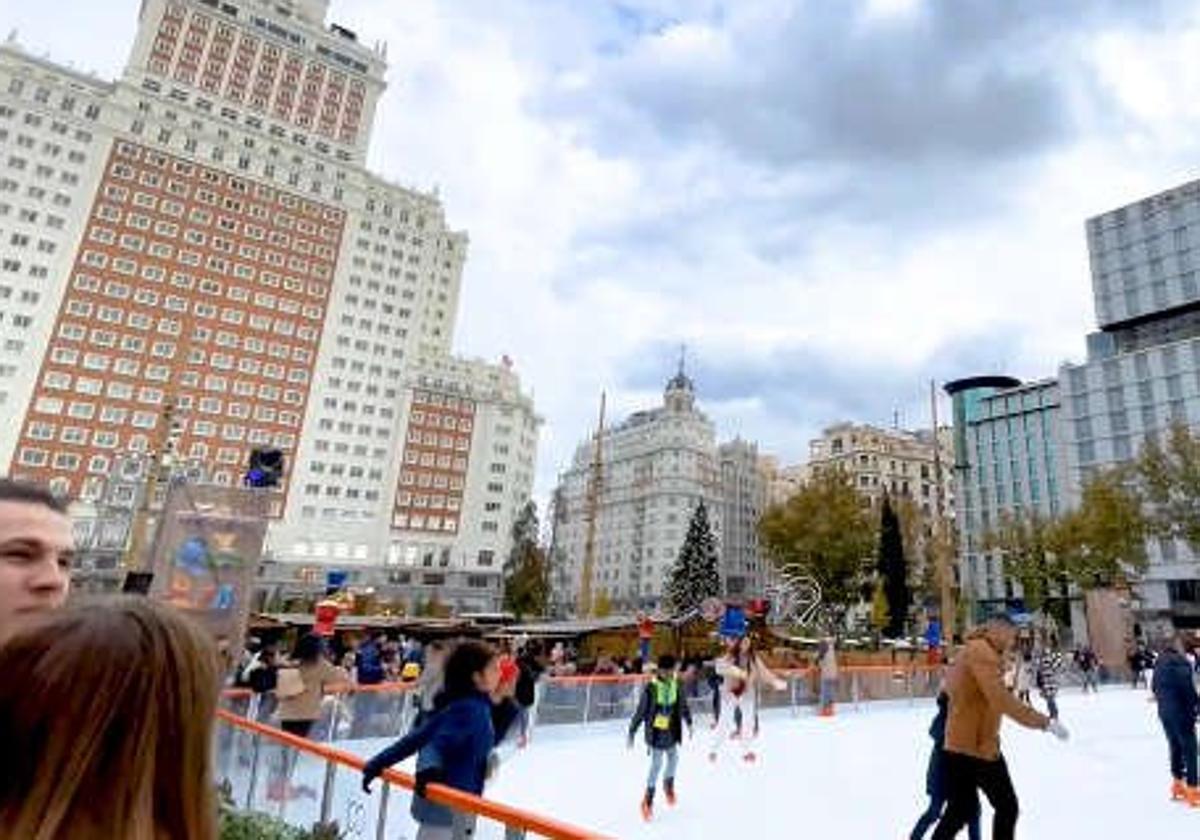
top-left (216, 709), bottom-right (614, 840)
top-left (223, 662), bottom-right (944, 698)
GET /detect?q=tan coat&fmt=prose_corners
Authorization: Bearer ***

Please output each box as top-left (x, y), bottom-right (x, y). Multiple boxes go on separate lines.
top-left (276, 660), bottom-right (348, 723)
top-left (944, 629), bottom-right (1049, 760)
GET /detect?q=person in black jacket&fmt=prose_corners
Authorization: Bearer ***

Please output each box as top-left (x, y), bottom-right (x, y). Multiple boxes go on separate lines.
top-left (628, 654), bottom-right (692, 821)
top-left (1152, 635), bottom-right (1200, 805)
top-left (909, 692), bottom-right (981, 840)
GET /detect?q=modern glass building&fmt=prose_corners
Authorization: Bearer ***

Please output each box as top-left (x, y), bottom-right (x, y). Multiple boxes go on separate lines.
top-left (945, 376), bottom-right (1071, 625)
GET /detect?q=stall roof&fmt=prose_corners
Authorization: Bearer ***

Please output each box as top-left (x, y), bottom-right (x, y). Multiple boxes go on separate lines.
top-left (252, 613), bottom-right (477, 635)
top-left (502, 616), bottom-right (643, 637)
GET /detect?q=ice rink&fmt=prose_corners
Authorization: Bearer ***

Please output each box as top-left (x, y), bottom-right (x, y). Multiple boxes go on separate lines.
top-left (347, 686), bottom-right (1195, 838)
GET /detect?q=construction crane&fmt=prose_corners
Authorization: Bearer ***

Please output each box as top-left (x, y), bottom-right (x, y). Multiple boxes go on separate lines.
top-left (578, 392), bottom-right (606, 617)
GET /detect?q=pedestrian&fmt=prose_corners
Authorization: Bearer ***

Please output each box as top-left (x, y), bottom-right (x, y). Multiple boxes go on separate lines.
top-left (628, 653), bottom-right (693, 821)
top-left (362, 640), bottom-right (503, 840)
top-left (910, 691), bottom-right (981, 840)
top-left (1151, 634), bottom-right (1200, 805)
top-left (930, 616), bottom-right (1068, 840)
top-left (1131, 644), bottom-right (1150, 689)
top-left (0, 479), bottom-right (73, 644)
top-left (1037, 647), bottom-right (1063, 720)
top-left (818, 637), bottom-right (839, 717)
top-left (0, 596), bottom-right (219, 839)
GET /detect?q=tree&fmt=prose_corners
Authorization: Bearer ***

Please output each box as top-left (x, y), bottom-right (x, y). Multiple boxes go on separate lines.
top-left (665, 500), bottom-right (722, 616)
top-left (759, 469), bottom-right (877, 622)
top-left (869, 581), bottom-right (890, 635)
top-left (1051, 468), bottom-right (1149, 590)
top-left (876, 495), bottom-right (910, 638)
top-left (503, 501), bottom-right (550, 620)
top-left (593, 590), bottom-right (613, 618)
top-left (983, 511), bottom-right (1059, 612)
top-left (1134, 422), bottom-right (1200, 548)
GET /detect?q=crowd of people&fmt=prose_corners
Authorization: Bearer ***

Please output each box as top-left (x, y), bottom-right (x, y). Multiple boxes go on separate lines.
top-left (2, 471), bottom-right (1200, 837)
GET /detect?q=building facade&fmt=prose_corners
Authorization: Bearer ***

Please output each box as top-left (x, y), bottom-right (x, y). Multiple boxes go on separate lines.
top-left (945, 376), bottom-right (1070, 623)
top-left (806, 422), bottom-right (955, 518)
top-left (1060, 178), bottom-right (1200, 632)
top-left (0, 0), bottom-right (538, 613)
top-left (554, 370), bottom-right (724, 613)
top-left (717, 438), bottom-right (771, 597)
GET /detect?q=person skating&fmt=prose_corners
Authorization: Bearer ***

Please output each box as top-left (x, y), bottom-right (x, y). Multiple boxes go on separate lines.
top-left (909, 692), bottom-right (981, 840)
top-left (930, 615), bottom-right (1068, 840)
top-left (362, 641), bottom-right (503, 840)
top-left (818, 638), bottom-right (839, 716)
top-left (628, 654), bottom-right (693, 821)
top-left (1036, 646), bottom-right (1063, 719)
top-left (1075, 646), bottom-right (1100, 693)
top-left (1014, 652), bottom-right (1034, 705)
top-left (708, 633), bottom-right (785, 763)
top-left (1151, 634), bottom-right (1200, 805)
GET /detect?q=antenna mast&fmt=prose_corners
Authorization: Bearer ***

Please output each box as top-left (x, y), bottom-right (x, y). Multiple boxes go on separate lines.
top-left (579, 392), bottom-right (606, 617)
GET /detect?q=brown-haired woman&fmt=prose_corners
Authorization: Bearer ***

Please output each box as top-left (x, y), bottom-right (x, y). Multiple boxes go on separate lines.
top-left (0, 596), bottom-right (220, 840)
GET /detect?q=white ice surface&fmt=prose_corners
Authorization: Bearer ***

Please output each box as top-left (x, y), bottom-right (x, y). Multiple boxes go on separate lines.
top-left (341, 686), bottom-right (1196, 839)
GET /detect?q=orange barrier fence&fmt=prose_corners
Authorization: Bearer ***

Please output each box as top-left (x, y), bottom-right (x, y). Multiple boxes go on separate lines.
top-left (215, 708), bottom-right (613, 840)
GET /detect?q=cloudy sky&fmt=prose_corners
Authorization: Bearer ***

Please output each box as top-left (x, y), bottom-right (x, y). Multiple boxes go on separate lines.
top-left (7, 0), bottom-right (1200, 501)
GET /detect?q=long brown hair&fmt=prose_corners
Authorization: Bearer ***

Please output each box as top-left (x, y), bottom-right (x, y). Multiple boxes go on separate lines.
top-left (0, 596), bottom-right (220, 839)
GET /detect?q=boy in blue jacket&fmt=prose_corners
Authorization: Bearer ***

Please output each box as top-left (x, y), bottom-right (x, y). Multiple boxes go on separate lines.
top-left (910, 692), bottom-right (981, 840)
top-left (362, 641), bottom-right (501, 840)
top-left (628, 654), bottom-right (692, 821)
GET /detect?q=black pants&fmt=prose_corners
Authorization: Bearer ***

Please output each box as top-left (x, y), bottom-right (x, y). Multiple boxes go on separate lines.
top-left (1161, 713), bottom-right (1199, 786)
top-left (931, 753), bottom-right (1019, 840)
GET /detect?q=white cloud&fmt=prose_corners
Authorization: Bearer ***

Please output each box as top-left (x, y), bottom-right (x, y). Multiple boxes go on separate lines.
top-left (9, 0), bottom-right (1200, 509)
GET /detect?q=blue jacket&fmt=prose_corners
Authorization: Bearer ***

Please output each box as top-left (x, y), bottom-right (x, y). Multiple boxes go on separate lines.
top-left (1153, 650), bottom-right (1200, 724)
top-left (356, 641), bottom-right (385, 685)
top-left (364, 692), bottom-right (495, 826)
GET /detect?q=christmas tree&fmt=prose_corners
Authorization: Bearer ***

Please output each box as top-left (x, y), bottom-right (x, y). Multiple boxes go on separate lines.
top-left (877, 494), bottom-right (910, 639)
top-left (666, 500), bottom-right (722, 616)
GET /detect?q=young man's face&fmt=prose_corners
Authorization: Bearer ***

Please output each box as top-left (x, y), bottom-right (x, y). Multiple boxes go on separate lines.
top-left (0, 500), bottom-right (74, 642)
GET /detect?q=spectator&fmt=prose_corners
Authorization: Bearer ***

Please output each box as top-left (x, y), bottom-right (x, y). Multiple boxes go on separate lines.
top-left (818, 638), bottom-right (839, 717)
top-left (351, 632), bottom-right (388, 738)
top-left (276, 633), bottom-right (349, 738)
top-left (0, 596), bottom-right (219, 838)
top-left (0, 479), bottom-right (73, 644)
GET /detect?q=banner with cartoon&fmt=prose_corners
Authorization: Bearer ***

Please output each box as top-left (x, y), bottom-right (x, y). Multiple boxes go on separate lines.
top-left (149, 484), bottom-right (267, 664)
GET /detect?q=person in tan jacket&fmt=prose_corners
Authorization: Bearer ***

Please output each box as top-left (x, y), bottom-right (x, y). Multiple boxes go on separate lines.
top-left (931, 615), bottom-right (1068, 840)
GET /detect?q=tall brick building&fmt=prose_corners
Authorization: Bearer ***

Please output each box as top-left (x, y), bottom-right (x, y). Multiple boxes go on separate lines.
top-left (0, 0), bottom-right (539, 611)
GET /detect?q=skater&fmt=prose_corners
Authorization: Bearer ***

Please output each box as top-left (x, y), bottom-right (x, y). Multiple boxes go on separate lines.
top-left (362, 641), bottom-right (503, 840)
top-left (1036, 647), bottom-right (1062, 720)
top-left (930, 616), bottom-right (1068, 840)
top-left (1014, 652), bottom-right (1033, 705)
top-left (1075, 646), bottom-right (1100, 693)
top-left (909, 692), bottom-right (981, 840)
top-left (1151, 634), bottom-right (1200, 805)
top-left (818, 637), bottom-right (839, 716)
top-left (708, 631), bottom-right (785, 763)
top-left (628, 654), bottom-right (693, 821)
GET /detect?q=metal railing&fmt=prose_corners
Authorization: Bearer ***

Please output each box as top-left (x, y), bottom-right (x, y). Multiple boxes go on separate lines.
top-left (223, 664), bottom-right (953, 743)
top-left (214, 708), bottom-right (613, 840)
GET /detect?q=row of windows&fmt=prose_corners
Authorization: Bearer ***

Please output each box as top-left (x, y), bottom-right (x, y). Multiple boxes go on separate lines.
top-left (393, 513), bottom-right (458, 533)
top-left (301, 484), bottom-right (382, 503)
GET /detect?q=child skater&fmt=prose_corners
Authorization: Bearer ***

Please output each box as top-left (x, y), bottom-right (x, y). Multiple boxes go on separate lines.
top-left (628, 654), bottom-right (693, 821)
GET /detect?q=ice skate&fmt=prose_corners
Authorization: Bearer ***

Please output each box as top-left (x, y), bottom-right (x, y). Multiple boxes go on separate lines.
top-left (665, 778), bottom-right (677, 806)
top-left (1185, 786), bottom-right (1200, 808)
top-left (742, 750), bottom-right (757, 763)
top-left (640, 790), bottom-right (654, 821)
top-left (1172, 779), bottom-right (1187, 802)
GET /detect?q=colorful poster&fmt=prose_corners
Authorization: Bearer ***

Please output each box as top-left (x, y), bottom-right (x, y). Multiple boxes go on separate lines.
top-left (149, 484), bottom-right (268, 665)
